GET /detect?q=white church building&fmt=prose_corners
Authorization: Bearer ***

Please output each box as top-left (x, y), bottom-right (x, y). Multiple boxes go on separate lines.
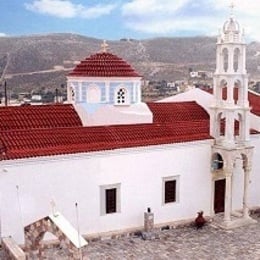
top-left (0, 13), bottom-right (259, 244)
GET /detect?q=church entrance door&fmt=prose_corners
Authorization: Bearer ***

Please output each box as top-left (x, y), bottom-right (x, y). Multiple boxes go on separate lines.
top-left (214, 179), bottom-right (225, 213)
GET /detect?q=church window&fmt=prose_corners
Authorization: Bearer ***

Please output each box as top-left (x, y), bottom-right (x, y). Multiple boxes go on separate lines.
top-left (222, 48), bottom-right (228, 72)
top-left (165, 180), bottom-right (176, 203)
top-left (106, 188), bottom-right (116, 214)
top-left (233, 48), bottom-right (240, 72)
top-left (211, 153), bottom-right (224, 171)
top-left (233, 80), bottom-right (241, 104)
top-left (221, 118), bottom-right (226, 136)
top-left (236, 113), bottom-right (242, 139)
top-left (70, 87), bottom-right (75, 101)
top-left (115, 87), bottom-right (128, 105)
top-left (220, 80), bottom-right (227, 101)
top-left (162, 176), bottom-right (179, 205)
top-left (100, 183), bottom-right (121, 215)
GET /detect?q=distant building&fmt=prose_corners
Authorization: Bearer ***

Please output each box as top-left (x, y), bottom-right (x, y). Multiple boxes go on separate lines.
top-left (31, 94), bottom-right (42, 102)
top-left (167, 82), bottom-right (180, 91)
top-left (190, 70), bottom-right (213, 79)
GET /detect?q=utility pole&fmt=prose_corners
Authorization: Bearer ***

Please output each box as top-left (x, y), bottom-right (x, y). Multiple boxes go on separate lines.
top-left (4, 81), bottom-right (7, 106)
top-left (55, 88), bottom-right (59, 103)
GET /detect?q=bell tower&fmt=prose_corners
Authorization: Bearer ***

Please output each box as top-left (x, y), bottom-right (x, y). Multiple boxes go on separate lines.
top-left (210, 8), bottom-right (250, 146)
top-left (210, 4), bottom-right (255, 228)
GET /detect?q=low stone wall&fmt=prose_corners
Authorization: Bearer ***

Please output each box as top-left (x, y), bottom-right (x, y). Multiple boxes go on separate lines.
top-left (24, 217), bottom-right (82, 259)
top-left (85, 216), bottom-right (202, 242)
top-left (1, 237), bottom-right (26, 260)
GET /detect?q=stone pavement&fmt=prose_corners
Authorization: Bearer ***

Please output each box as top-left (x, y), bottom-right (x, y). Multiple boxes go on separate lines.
top-left (41, 214), bottom-right (260, 260)
top-left (1, 214), bottom-right (259, 259)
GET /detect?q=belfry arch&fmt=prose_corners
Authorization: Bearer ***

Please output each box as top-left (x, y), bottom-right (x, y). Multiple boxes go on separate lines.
top-left (211, 147), bottom-right (254, 227)
top-left (233, 48), bottom-right (240, 72)
top-left (220, 79), bottom-right (228, 101)
top-left (222, 48), bottom-right (229, 72)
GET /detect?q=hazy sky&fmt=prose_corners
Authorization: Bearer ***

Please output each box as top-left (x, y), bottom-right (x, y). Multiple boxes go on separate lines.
top-left (0, 0), bottom-right (259, 40)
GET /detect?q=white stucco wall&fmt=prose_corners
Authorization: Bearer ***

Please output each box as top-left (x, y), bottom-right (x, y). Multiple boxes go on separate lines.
top-left (0, 140), bottom-right (213, 244)
top-left (1, 137), bottom-right (259, 244)
top-left (158, 88), bottom-right (213, 114)
top-left (73, 103), bottom-right (153, 126)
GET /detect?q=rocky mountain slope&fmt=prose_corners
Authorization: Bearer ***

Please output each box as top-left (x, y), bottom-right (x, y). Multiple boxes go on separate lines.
top-left (0, 33), bottom-right (259, 94)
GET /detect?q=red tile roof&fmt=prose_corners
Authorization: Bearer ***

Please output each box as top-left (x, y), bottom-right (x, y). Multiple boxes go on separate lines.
top-left (248, 92), bottom-right (260, 116)
top-left (0, 121), bottom-right (211, 160)
top-left (0, 102), bottom-right (211, 160)
top-left (0, 104), bottom-right (82, 131)
top-left (69, 52), bottom-right (141, 78)
top-left (147, 101), bottom-right (209, 123)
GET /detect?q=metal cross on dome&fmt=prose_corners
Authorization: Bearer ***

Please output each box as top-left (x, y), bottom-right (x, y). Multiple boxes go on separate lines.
top-left (101, 40), bottom-right (109, 53)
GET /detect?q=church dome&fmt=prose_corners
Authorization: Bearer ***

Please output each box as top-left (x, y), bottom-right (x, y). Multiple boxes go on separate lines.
top-left (69, 51), bottom-right (141, 78)
top-left (223, 17), bottom-right (240, 33)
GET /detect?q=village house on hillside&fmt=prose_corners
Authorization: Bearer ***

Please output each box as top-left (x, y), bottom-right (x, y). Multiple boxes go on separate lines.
top-left (0, 12), bottom-right (259, 248)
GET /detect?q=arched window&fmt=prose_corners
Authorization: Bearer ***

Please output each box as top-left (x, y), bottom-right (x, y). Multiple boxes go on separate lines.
top-left (222, 48), bottom-right (228, 72)
top-left (233, 48), bottom-right (240, 72)
top-left (217, 112), bottom-right (225, 137)
top-left (235, 113), bottom-right (241, 138)
top-left (70, 86), bottom-right (75, 101)
top-left (211, 153), bottom-right (224, 171)
top-left (220, 79), bottom-right (227, 101)
top-left (233, 79), bottom-right (241, 104)
top-left (115, 87), bottom-right (128, 105)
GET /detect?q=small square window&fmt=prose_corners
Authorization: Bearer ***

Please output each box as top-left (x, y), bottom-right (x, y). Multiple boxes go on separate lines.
top-left (165, 180), bottom-right (176, 203)
top-left (162, 176), bottom-right (179, 205)
top-left (100, 184), bottom-right (121, 215)
top-left (106, 188), bottom-right (117, 214)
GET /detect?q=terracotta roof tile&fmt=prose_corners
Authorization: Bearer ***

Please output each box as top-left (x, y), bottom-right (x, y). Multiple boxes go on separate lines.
top-left (0, 104), bottom-right (82, 131)
top-left (147, 101), bottom-right (209, 123)
top-left (248, 92), bottom-right (260, 116)
top-left (0, 121), bottom-right (211, 160)
top-left (0, 102), bottom-right (212, 160)
top-left (69, 52), bottom-right (141, 78)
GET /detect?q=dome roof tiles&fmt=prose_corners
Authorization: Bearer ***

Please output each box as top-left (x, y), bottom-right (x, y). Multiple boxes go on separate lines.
top-left (69, 52), bottom-right (141, 78)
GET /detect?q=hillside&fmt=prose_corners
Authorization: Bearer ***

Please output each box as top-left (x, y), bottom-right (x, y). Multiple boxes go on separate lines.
top-left (0, 33), bottom-right (260, 95)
